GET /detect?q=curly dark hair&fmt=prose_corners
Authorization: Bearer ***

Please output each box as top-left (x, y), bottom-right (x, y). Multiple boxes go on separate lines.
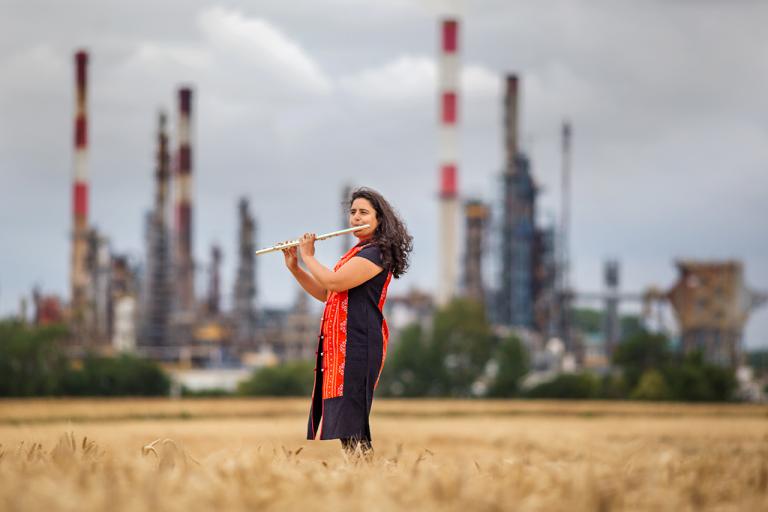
top-left (348, 187), bottom-right (413, 279)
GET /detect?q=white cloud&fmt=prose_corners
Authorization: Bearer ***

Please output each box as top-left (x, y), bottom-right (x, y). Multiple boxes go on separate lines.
top-left (338, 55), bottom-right (433, 102)
top-left (337, 54), bottom-right (500, 103)
top-left (197, 6), bottom-right (332, 96)
top-left (121, 43), bottom-right (211, 74)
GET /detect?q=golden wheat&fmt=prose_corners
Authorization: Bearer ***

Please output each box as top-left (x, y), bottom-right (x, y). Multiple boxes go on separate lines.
top-left (0, 399), bottom-right (766, 511)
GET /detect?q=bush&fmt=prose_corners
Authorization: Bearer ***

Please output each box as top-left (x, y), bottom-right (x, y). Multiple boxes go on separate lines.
top-left (664, 353), bottom-right (736, 402)
top-left (597, 373), bottom-right (628, 399)
top-left (238, 360), bottom-right (314, 396)
top-left (525, 373), bottom-right (600, 400)
top-left (61, 353), bottom-right (170, 396)
top-left (631, 369), bottom-right (670, 401)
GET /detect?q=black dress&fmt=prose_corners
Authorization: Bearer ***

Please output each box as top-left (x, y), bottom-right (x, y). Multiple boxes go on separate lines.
top-left (307, 243), bottom-right (392, 441)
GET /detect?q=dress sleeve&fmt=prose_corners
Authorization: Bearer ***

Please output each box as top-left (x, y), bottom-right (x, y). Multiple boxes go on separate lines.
top-left (356, 245), bottom-right (384, 268)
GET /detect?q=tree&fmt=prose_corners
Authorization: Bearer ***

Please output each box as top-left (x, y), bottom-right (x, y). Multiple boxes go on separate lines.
top-left (612, 331), bottom-right (672, 389)
top-left (573, 308), bottom-right (602, 333)
top-left (379, 323), bottom-right (437, 397)
top-left (238, 360), bottom-right (314, 396)
top-left (60, 353), bottom-right (170, 396)
top-left (486, 334), bottom-right (528, 397)
top-left (430, 298), bottom-right (494, 397)
top-left (664, 352), bottom-right (736, 402)
top-left (0, 320), bottom-right (69, 396)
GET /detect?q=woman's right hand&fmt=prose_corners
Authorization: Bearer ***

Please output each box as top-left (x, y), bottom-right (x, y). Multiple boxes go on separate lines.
top-left (281, 242), bottom-right (299, 271)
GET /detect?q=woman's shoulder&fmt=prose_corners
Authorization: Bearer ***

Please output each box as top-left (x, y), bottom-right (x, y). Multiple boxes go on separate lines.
top-left (356, 243), bottom-right (383, 267)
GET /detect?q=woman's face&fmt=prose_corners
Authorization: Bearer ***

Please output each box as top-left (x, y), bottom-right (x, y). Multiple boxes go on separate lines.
top-left (349, 197), bottom-right (379, 239)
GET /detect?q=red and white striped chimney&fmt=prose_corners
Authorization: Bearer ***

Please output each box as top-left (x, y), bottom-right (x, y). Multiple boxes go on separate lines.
top-left (175, 87), bottom-right (195, 314)
top-left (437, 18), bottom-right (459, 306)
top-left (70, 50), bottom-right (89, 315)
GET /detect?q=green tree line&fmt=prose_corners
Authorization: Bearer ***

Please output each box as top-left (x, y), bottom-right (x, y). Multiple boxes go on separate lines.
top-left (0, 320), bottom-right (169, 396)
top-left (240, 299), bottom-right (738, 401)
top-left (2, 300), bottom-right (739, 402)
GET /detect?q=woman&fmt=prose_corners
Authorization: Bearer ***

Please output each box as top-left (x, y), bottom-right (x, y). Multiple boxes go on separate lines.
top-left (281, 187), bottom-right (413, 457)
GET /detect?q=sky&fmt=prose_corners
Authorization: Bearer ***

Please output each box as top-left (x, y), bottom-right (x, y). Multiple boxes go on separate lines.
top-left (1, 0), bottom-right (767, 347)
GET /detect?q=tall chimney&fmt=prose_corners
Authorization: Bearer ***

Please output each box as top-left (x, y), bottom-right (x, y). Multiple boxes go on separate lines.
top-left (560, 120), bottom-right (572, 292)
top-left (504, 75), bottom-right (519, 173)
top-left (175, 87), bottom-right (195, 314)
top-left (437, 18), bottom-right (460, 307)
top-left (70, 50), bottom-right (90, 329)
top-left (558, 120), bottom-right (574, 353)
top-left (208, 245), bottom-right (222, 315)
top-left (156, 112), bottom-right (170, 223)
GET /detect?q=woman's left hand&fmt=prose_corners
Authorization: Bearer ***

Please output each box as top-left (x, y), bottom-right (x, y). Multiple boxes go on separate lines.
top-left (298, 232), bottom-right (316, 259)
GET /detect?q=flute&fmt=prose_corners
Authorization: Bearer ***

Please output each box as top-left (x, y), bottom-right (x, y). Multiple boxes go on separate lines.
top-left (254, 224), bottom-right (371, 256)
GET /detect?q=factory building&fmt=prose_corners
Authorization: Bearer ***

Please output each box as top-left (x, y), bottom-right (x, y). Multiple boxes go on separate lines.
top-left (142, 112), bottom-right (172, 348)
top-left (497, 75), bottom-right (537, 329)
top-left (668, 260), bottom-right (767, 367)
top-left (532, 225), bottom-right (557, 337)
top-left (462, 199), bottom-right (489, 305)
top-left (233, 198), bottom-right (257, 350)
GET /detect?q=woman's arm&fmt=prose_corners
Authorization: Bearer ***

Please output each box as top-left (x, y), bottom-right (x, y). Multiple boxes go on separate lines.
top-left (303, 255), bottom-right (382, 292)
top-left (282, 244), bottom-right (328, 302)
top-left (298, 233), bottom-right (382, 292)
top-left (289, 265), bottom-right (329, 302)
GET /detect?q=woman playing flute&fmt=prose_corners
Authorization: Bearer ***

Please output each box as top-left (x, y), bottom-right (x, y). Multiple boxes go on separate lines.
top-left (281, 187), bottom-right (413, 458)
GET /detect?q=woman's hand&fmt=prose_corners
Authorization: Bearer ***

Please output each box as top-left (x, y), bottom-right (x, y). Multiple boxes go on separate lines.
top-left (281, 241), bottom-right (299, 271)
top-left (298, 232), bottom-right (316, 259)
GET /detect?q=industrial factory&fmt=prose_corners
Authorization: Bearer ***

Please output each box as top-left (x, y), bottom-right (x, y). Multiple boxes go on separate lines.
top-left (20, 17), bottom-right (767, 392)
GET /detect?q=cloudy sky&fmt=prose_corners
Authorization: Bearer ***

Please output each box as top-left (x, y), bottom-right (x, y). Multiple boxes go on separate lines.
top-left (1, 0), bottom-right (766, 347)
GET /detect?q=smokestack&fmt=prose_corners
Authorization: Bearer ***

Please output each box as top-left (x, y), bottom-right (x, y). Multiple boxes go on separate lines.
top-left (603, 259), bottom-right (620, 358)
top-left (437, 18), bottom-right (460, 307)
top-left (560, 120), bottom-right (572, 292)
top-left (70, 50), bottom-right (90, 328)
top-left (558, 120), bottom-right (574, 353)
top-left (175, 87), bottom-right (195, 314)
top-left (504, 75), bottom-right (519, 173)
top-left (208, 245), bottom-right (222, 315)
top-left (156, 112), bottom-right (170, 221)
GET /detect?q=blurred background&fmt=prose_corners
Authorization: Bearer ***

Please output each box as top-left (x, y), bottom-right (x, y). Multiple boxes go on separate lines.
top-left (1, 0), bottom-right (767, 401)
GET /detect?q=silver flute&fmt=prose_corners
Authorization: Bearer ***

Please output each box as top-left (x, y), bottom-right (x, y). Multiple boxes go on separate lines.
top-left (254, 224), bottom-right (370, 256)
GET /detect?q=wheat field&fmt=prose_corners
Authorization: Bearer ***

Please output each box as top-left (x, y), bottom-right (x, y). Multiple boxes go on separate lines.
top-left (0, 399), bottom-right (766, 511)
